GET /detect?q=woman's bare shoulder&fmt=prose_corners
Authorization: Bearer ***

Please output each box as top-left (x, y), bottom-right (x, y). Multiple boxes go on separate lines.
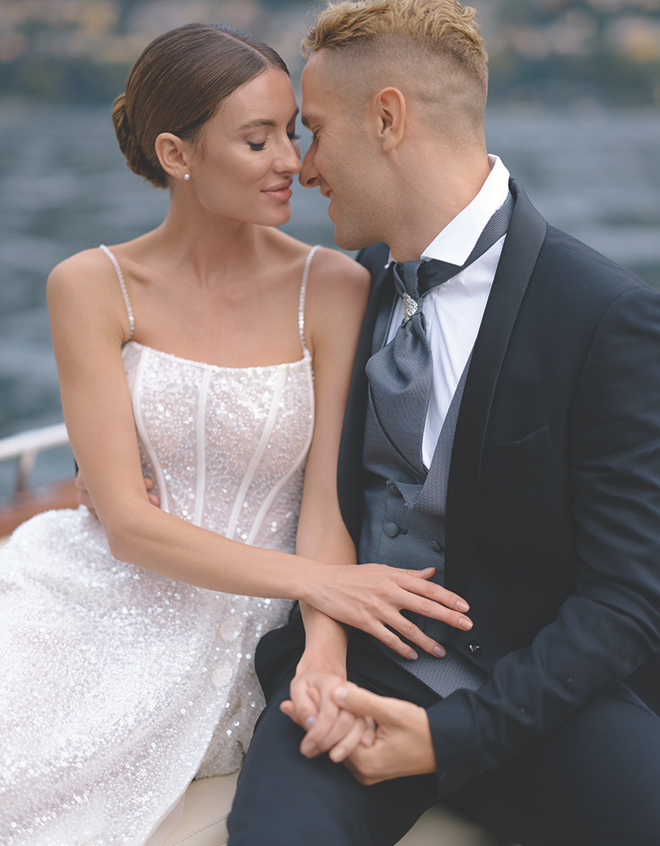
top-left (305, 246), bottom-right (371, 316)
top-left (47, 247), bottom-right (117, 293)
top-left (46, 247), bottom-right (129, 336)
top-left (270, 230), bottom-right (366, 276)
top-left (310, 246), bottom-right (369, 282)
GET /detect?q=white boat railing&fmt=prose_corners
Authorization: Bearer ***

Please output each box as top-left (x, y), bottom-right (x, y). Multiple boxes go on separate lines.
top-left (0, 422), bottom-right (70, 497)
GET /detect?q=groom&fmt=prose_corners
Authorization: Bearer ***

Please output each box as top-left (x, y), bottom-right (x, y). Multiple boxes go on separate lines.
top-left (227, 0), bottom-right (660, 843)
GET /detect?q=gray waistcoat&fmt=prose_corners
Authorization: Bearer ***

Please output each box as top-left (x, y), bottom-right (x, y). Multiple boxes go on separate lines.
top-left (359, 308), bottom-right (486, 697)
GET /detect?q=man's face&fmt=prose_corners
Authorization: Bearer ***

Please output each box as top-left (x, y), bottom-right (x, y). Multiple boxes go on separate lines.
top-left (300, 52), bottom-right (383, 251)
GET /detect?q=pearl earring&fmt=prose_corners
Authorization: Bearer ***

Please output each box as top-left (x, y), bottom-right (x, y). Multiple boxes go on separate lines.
top-left (183, 173), bottom-right (190, 181)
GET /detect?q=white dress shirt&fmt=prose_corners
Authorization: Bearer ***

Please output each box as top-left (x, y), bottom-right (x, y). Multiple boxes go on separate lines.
top-left (386, 155), bottom-right (511, 468)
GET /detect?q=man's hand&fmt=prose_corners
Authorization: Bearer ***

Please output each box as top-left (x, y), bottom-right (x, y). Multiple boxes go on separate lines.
top-left (281, 670), bottom-right (375, 763)
top-left (75, 470), bottom-right (159, 516)
top-left (333, 683), bottom-right (436, 784)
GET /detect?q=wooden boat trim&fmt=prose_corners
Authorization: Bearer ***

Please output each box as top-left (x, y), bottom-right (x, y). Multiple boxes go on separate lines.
top-left (0, 422), bottom-right (77, 539)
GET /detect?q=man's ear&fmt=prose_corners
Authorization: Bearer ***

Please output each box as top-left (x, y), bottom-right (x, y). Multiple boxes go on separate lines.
top-left (370, 87), bottom-right (406, 152)
top-left (155, 132), bottom-right (192, 182)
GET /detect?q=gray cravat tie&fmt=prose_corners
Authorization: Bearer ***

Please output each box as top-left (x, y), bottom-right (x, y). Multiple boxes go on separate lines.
top-left (366, 193), bottom-right (514, 473)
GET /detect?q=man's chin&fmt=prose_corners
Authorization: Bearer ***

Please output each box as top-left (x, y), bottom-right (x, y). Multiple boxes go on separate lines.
top-left (332, 226), bottom-right (374, 253)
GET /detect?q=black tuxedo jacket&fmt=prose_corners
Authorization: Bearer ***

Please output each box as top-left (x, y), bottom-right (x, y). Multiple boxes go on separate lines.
top-left (341, 179), bottom-right (660, 797)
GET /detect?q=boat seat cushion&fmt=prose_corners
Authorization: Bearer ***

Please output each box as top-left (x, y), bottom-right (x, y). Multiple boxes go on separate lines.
top-left (153, 773), bottom-right (515, 846)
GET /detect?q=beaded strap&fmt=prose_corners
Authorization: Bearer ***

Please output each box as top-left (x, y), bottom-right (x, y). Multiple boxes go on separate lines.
top-left (299, 246), bottom-right (319, 356)
top-left (100, 244), bottom-right (135, 341)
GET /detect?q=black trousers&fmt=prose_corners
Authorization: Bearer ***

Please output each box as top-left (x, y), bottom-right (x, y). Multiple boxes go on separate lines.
top-left (227, 622), bottom-right (660, 846)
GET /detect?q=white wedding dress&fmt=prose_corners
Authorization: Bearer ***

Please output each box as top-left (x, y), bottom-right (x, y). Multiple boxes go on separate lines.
top-left (0, 245), bottom-right (318, 845)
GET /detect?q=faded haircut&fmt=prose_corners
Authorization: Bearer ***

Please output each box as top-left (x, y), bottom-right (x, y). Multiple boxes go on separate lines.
top-left (301, 0), bottom-right (488, 93)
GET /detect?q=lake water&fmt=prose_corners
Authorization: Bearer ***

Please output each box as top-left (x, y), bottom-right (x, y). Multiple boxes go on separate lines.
top-left (1, 102), bottom-right (659, 494)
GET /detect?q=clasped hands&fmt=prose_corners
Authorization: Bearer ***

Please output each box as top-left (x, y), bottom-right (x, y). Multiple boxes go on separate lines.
top-left (281, 672), bottom-right (437, 784)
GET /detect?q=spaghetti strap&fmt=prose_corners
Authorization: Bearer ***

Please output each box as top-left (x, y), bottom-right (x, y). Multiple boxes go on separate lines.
top-left (99, 244), bottom-right (135, 341)
top-left (298, 246), bottom-right (319, 357)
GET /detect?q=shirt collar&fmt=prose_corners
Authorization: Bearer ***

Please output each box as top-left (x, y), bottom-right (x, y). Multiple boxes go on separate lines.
top-left (385, 155), bottom-right (510, 267)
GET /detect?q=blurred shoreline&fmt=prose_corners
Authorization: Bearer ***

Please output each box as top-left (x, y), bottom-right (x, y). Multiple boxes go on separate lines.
top-left (1, 0), bottom-right (659, 106)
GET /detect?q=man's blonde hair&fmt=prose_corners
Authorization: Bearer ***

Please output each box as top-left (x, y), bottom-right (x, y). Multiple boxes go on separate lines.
top-left (302, 0), bottom-right (488, 90)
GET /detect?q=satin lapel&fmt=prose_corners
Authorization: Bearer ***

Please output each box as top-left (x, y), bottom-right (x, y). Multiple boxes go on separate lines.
top-left (445, 180), bottom-right (547, 597)
top-left (338, 244), bottom-right (394, 545)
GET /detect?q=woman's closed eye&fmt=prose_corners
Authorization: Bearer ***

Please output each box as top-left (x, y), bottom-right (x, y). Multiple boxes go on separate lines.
top-left (248, 132), bottom-right (300, 152)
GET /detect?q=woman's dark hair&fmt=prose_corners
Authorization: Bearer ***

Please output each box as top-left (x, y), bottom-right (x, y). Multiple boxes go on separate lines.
top-left (112, 23), bottom-right (290, 188)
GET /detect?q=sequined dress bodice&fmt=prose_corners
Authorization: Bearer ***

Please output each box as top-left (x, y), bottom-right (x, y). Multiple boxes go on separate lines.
top-left (0, 248), bottom-right (317, 846)
top-left (122, 340), bottom-right (313, 549)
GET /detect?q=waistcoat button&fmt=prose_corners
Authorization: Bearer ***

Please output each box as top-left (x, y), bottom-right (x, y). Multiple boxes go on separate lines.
top-left (429, 540), bottom-right (442, 553)
top-left (468, 641), bottom-right (483, 658)
top-left (386, 480), bottom-right (403, 497)
top-left (384, 522), bottom-right (400, 538)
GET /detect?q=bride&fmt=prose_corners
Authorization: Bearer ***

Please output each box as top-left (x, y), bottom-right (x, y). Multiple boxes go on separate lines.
top-left (0, 22), bottom-right (471, 846)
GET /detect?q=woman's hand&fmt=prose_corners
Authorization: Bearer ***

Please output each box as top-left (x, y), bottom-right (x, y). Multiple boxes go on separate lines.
top-left (281, 666), bottom-right (375, 763)
top-left (304, 563), bottom-right (472, 660)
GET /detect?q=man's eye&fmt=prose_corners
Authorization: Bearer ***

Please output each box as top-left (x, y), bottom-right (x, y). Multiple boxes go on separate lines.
top-left (248, 141), bottom-right (266, 151)
top-left (288, 133), bottom-right (301, 142)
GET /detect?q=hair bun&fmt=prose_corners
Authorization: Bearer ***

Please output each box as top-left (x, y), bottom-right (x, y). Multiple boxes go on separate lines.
top-left (111, 92), bottom-right (167, 187)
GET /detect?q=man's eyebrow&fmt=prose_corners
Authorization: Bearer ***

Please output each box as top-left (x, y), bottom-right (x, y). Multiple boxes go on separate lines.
top-left (239, 108), bottom-right (299, 131)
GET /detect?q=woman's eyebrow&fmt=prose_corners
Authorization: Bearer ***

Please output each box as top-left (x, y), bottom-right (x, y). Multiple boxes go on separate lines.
top-left (240, 108), bottom-right (299, 131)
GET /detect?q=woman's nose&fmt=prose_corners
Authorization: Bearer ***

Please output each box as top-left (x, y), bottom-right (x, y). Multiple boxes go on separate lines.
top-left (277, 137), bottom-right (303, 175)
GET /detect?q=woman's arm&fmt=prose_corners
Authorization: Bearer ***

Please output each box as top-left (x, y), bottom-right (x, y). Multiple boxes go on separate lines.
top-left (48, 248), bottom-right (470, 647)
top-left (48, 249), bottom-right (318, 597)
top-left (294, 249), bottom-right (472, 650)
top-left (284, 248), bottom-right (372, 757)
top-left (284, 249), bottom-right (467, 760)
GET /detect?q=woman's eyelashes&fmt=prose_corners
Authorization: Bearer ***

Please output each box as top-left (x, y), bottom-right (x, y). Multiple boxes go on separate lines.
top-left (247, 131), bottom-right (300, 152)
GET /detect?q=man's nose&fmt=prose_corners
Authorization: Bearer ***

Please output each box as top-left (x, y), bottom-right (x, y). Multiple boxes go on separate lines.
top-left (299, 148), bottom-right (319, 188)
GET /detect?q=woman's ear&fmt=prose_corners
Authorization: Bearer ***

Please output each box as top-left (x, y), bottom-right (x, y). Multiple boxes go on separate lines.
top-left (155, 132), bottom-right (192, 182)
top-left (371, 87), bottom-right (406, 152)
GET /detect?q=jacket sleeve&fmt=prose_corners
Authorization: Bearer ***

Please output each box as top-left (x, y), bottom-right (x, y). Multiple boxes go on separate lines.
top-left (427, 282), bottom-right (660, 797)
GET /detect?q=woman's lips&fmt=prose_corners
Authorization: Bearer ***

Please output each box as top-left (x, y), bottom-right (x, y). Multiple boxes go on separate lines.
top-left (262, 182), bottom-right (293, 200)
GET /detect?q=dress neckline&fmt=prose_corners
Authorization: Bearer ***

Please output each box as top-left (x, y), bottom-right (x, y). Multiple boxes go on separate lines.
top-left (123, 339), bottom-right (311, 374)
top-left (101, 243), bottom-right (319, 365)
